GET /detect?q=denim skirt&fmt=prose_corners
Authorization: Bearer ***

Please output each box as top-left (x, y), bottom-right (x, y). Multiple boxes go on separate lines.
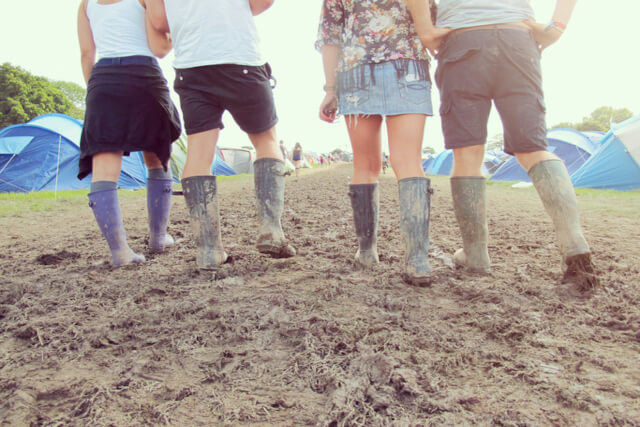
top-left (337, 59), bottom-right (433, 116)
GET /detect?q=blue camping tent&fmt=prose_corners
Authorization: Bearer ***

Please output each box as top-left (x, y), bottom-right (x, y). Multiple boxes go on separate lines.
top-left (427, 149), bottom-right (453, 175)
top-left (424, 149), bottom-right (498, 176)
top-left (421, 155), bottom-right (434, 173)
top-left (490, 128), bottom-right (597, 182)
top-left (212, 152), bottom-right (237, 176)
top-left (0, 114), bottom-right (153, 192)
top-left (571, 115), bottom-right (640, 191)
top-left (0, 114), bottom-right (88, 192)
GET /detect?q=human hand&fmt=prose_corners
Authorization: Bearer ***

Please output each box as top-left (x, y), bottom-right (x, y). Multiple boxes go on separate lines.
top-left (319, 92), bottom-right (338, 123)
top-left (524, 20), bottom-right (563, 51)
top-left (420, 27), bottom-right (452, 56)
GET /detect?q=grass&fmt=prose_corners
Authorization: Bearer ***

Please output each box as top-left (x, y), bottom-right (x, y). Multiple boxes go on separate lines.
top-left (2, 173), bottom-right (639, 219)
top-left (0, 174), bottom-right (255, 218)
top-left (486, 179), bottom-right (640, 219)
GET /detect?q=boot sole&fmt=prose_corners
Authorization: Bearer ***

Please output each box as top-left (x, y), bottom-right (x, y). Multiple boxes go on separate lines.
top-left (561, 253), bottom-right (599, 297)
top-left (257, 243), bottom-right (296, 259)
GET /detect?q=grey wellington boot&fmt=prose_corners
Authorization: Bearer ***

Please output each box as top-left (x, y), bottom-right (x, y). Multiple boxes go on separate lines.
top-left (451, 177), bottom-right (491, 274)
top-left (182, 176), bottom-right (228, 269)
top-left (529, 159), bottom-right (598, 289)
top-left (348, 183), bottom-right (379, 268)
top-left (398, 177), bottom-right (433, 285)
top-left (254, 158), bottom-right (296, 258)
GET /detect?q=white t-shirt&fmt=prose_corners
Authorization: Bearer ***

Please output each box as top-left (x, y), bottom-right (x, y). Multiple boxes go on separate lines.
top-left (86, 0), bottom-right (154, 59)
top-left (164, 0), bottom-right (265, 69)
top-left (437, 0), bottom-right (535, 29)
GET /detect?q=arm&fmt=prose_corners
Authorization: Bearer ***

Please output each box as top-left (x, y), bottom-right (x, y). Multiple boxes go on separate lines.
top-left (404, 0), bottom-right (451, 54)
top-left (144, 10), bottom-right (172, 58)
top-left (144, 0), bottom-right (171, 33)
top-left (141, 0), bottom-right (171, 58)
top-left (249, 0), bottom-right (274, 16)
top-left (319, 45), bottom-right (340, 123)
top-left (524, 0), bottom-right (577, 51)
top-left (77, 0), bottom-right (96, 85)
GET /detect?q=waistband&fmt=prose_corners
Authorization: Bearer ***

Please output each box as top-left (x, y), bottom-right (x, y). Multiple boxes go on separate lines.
top-left (95, 56), bottom-right (158, 67)
top-left (451, 23), bottom-right (531, 36)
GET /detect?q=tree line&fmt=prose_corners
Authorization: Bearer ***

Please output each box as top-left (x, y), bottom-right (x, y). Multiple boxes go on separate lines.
top-left (0, 62), bottom-right (85, 129)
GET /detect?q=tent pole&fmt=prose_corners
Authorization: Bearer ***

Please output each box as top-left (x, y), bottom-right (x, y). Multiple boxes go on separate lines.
top-left (54, 135), bottom-right (62, 200)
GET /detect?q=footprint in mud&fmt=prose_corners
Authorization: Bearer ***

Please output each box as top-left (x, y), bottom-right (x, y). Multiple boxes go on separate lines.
top-left (35, 250), bottom-right (81, 266)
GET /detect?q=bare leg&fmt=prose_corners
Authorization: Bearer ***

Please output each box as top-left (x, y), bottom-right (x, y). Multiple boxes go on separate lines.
top-left (345, 115), bottom-right (383, 184)
top-left (92, 151), bottom-right (123, 182)
top-left (386, 114), bottom-right (426, 180)
top-left (182, 129), bottom-right (219, 179)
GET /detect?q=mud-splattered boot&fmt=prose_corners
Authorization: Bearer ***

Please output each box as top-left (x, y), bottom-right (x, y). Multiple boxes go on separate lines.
top-left (529, 159), bottom-right (598, 291)
top-left (398, 177), bottom-right (433, 285)
top-left (89, 189), bottom-right (145, 266)
top-left (451, 177), bottom-right (491, 274)
top-left (253, 158), bottom-right (296, 258)
top-left (147, 178), bottom-right (174, 253)
top-left (182, 176), bottom-right (228, 269)
top-left (348, 183), bottom-right (379, 268)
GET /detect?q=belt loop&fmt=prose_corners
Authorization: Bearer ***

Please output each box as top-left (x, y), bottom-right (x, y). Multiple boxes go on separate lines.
top-left (115, 57), bottom-right (122, 65)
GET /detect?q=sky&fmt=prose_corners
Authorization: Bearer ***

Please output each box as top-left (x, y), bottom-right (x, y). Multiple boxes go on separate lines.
top-left (1, 0), bottom-right (639, 155)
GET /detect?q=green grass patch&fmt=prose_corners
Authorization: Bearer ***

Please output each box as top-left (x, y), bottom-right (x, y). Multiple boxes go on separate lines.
top-left (0, 188), bottom-right (146, 218)
top-left (0, 174), bottom-right (254, 218)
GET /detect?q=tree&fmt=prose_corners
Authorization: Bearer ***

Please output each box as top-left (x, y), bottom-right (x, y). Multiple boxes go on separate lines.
top-left (51, 80), bottom-right (86, 118)
top-left (422, 146), bottom-right (435, 155)
top-left (0, 63), bottom-right (84, 128)
top-left (552, 106), bottom-right (633, 132)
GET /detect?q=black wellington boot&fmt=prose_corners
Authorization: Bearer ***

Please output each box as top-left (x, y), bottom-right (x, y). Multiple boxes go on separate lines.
top-left (348, 183), bottom-right (380, 268)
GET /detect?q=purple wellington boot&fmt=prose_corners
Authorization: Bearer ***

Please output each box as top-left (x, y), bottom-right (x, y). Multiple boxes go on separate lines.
top-left (89, 189), bottom-right (145, 266)
top-left (147, 178), bottom-right (175, 252)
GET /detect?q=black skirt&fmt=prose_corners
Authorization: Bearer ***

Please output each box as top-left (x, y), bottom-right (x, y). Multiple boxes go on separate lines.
top-left (78, 62), bottom-right (181, 180)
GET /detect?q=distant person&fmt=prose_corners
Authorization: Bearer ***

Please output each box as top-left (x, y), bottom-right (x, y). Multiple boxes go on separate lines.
top-left (153, 0), bottom-right (295, 269)
top-left (279, 139), bottom-right (289, 160)
top-left (382, 152), bottom-right (390, 174)
top-left (420, 0), bottom-right (598, 290)
top-left (292, 142), bottom-right (303, 177)
top-left (317, 0), bottom-right (438, 285)
top-left (77, 0), bottom-right (181, 266)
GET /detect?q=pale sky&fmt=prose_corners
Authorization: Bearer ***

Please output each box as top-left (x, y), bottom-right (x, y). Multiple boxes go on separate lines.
top-left (1, 0), bottom-right (639, 154)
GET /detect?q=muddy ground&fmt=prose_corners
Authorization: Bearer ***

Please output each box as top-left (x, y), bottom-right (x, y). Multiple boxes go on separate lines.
top-left (1, 163), bottom-right (639, 426)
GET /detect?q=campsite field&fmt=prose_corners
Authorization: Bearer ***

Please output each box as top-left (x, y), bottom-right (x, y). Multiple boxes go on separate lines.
top-left (1, 163), bottom-right (639, 426)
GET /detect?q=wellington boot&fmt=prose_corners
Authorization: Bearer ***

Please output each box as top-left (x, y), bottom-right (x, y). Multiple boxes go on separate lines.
top-left (254, 158), bottom-right (296, 258)
top-left (147, 178), bottom-right (174, 253)
top-left (398, 177), bottom-right (432, 285)
top-left (182, 176), bottom-right (228, 269)
top-left (89, 189), bottom-right (145, 266)
top-left (451, 177), bottom-right (491, 274)
top-left (529, 159), bottom-right (598, 290)
top-left (348, 183), bottom-right (379, 268)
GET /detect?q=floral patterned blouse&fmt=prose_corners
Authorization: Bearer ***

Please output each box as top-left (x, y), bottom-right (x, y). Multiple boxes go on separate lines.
top-left (316, 0), bottom-right (432, 73)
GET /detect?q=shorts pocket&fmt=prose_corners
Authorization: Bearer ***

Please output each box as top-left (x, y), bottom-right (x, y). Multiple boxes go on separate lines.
top-left (439, 97), bottom-right (452, 117)
top-left (398, 76), bottom-right (429, 104)
top-left (435, 46), bottom-right (479, 88)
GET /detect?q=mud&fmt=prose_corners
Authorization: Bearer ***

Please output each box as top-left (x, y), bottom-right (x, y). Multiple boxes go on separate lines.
top-left (1, 164), bottom-right (639, 426)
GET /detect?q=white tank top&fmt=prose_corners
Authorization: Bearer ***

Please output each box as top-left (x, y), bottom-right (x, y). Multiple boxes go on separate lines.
top-left (164, 0), bottom-right (264, 69)
top-left (86, 0), bottom-right (154, 59)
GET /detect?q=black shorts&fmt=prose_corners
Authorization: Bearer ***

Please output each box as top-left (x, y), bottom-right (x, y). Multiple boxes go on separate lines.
top-left (435, 28), bottom-right (548, 155)
top-left (174, 63), bottom-right (278, 135)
